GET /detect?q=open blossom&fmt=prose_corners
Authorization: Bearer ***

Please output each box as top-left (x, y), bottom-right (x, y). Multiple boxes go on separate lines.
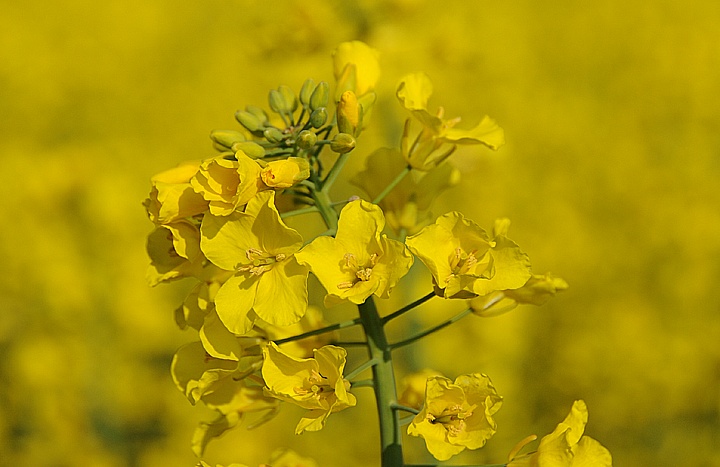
top-left (396, 72), bottom-right (504, 171)
top-left (333, 40), bottom-right (380, 98)
top-left (408, 373), bottom-right (503, 461)
top-left (200, 191), bottom-right (309, 334)
top-left (507, 400), bottom-right (613, 467)
top-left (295, 199), bottom-right (413, 307)
top-left (143, 160), bottom-right (209, 224)
top-left (406, 213), bottom-right (532, 298)
top-left (262, 342), bottom-right (356, 434)
top-left (191, 151), bottom-right (264, 216)
top-left (146, 220), bottom-right (205, 286)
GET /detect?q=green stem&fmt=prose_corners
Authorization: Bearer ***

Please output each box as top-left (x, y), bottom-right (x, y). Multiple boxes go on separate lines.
top-left (389, 307), bottom-right (474, 351)
top-left (311, 189), bottom-right (338, 232)
top-left (373, 166), bottom-right (411, 205)
top-left (321, 151), bottom-right (352, 192)
top-left (345, 357), bottom-right (379, 381)
top-left (273, 317), bottom-right (361, 346)
top-left (358, 297), bottom-right (404, 467)
top-left (280, 205), bottom-right (319, 219)
top-left (382, 291), bottom-right (436, 324)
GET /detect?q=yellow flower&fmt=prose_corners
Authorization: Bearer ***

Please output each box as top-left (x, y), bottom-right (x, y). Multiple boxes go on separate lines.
top-left (407, 373), bottom-right (502, 461)
top-left (332, 40), bottom-right (380, 98)
top-left (200, 190), bottom-right (309, 334)
top-left (260, 157), bottom-right (310, 189)
top-left (191, 151), bottom-right (264, 216)
top-left (470, 273), bottom-right (569, 317)
top-left (145, 220), bottom-right (203, 286)
top-left (261, 342), bottom-right (356, 434)
top-left (405, 213), bottom-right (532, 298)
top-left (351, 147), bottom-right (460, 235)
top-left (396, 72), bottom-right (505, 171)
top-left (507, 400), bottom-right (613, 467)
top-left (143, 160), bottom-right (208, 224)
top-left (295, 199), bottom-right (413, 307)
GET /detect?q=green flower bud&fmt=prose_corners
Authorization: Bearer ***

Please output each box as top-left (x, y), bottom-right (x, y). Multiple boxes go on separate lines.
top-left (210, 130), bottom-right (246, 150)
top-left (268, 89), bottom-right (285, 114)
top-left (296, 130), bottom-right (317, 150)
top-left (309, 81), bottom-right (329, 110)
top-left (235, 110), bottom-right (265, 133)
top-left (246, 105), bottom-right (269, 124)
top-left (263, 127), bottom-right (285, 144)
top-left (279, 85), bottom-right (298, 113)
top-left (330, 133), bottom-right (356, 154)
top-left (231, 141), bottom-right (265, 159)
top-left (299, 79), bottom-right (316, 107)
top-left (309, 107), bottom-right (328, 128)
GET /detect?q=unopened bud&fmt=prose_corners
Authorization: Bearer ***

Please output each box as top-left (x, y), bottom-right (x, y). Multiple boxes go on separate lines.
top-left (296, 130), bottom-right (318, 150)
top-left (231, 141), bottom-right (265, 159)
top-left (268, 89), bottom-right (285, 114)
top-left (309, 108), bottom-right (328, 128)
top-left (299, 79), bottom-right (316, 107)
top-left (337, 91), bottom-right (361, 136)
top-left (309, 81), bottom-right (329, 110)
top-left (235, 110), bottom-right (265, 133)
top-left (330, 133), bottom-right (356, 154)
top-left (210, 130), bottom-right (246, 150)
top-left (261, 157), bottom-right (310, 188)
top-left (246, 105), bottom-right (269, 124)
top-left (263, 127), bottom-right (285, 144)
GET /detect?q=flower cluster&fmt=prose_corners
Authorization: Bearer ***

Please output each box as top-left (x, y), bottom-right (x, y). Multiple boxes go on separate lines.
top-left (144, 40), bottom-right (612, 466)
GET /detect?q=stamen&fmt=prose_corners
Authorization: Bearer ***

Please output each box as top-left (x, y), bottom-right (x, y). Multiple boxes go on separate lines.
top-left (246, 248), bottom-right (263, 260)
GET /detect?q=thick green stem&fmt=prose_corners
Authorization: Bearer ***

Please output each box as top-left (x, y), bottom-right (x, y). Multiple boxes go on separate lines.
top-left (358, 297), bottom-right (404, 467)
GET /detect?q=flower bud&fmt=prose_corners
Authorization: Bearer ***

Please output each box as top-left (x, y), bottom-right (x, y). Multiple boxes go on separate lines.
top-left (309, 81), bottom-right (329, 110)
top-left (261, 157), bottom-right (310, 188)
top-left (330, 133), bottom-right (356, 154)
top-left (246, 105), bottom-right (269, 124)
top-left (336, 91), bottom-right (361, 136)
top-left (268, 89), bottom-right (285, 114)
top-left (279, 84), bottom-right (298, 113)
top-left (231, 141), bottom-right (265, 159)
top-left (309, 107), bottom-right (328, 128)
top-left (299, 79), bottom-right (316, 107)
top-left (296, 130), bottom-right (317, 150)
top-left (210, 130), bottom-right (246, 150)
top-left (235, 110), bottom-right (265, 133)
top-left (263, 127), bottom-right (285, 144)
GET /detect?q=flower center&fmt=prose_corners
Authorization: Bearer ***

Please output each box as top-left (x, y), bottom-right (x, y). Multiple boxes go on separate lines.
top-left (428, 403), bottom-right (477, 436)
top-left (293, 369), bottom-right (334, 400)
top-left (337, 252), bottom-right (379, 289)
top-left (236, 248), bottom-right (286, 276)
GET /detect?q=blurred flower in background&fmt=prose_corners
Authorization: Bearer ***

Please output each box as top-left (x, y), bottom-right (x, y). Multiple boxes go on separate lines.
top-left (1, 0), bottom-right (719, 465)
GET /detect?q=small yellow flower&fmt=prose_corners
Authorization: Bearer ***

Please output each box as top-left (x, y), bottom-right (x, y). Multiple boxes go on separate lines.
top-left (145, 220), bottom-right (203, 286)
top-left (396, 73), bottom-right (505, 171)
top-left (191, 151), bottom-right (264, 216)
top-left (295, 199), bottom-right (413, 306)
top-left (200, 191), bottom-right (309, 334)
top-left (261, 157), bottom-right (310, 189)
top-left (408, 373), bottom-right (502, 461)
top-left (262, 342), bottom-right (356, 434)
top-left (507, 400), bottom-right (613, 467)
top-left (143, 160), bottom-right (209, 224)
top-left (397, 369), bottom-right (443, 411)
top-left (406, 213), bottom-right (532, 298)
top-left (268, 448), bottom-right (319, 467)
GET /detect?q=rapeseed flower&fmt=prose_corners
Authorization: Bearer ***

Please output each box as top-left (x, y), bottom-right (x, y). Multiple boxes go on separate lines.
top-left (262, 342), bottom-right (356, 434)
top-left (408, 373), bottom-right (502, 461)
top-left (406, 213), bottom-right (531, 298)
top-left (295, 199), bottom-right (413, 306)
top-left (201, 191), bottom-right (309, 334)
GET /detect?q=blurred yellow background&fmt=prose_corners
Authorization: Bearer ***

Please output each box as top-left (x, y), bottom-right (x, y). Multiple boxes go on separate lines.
top-left (2, 0), bottom-right (719, 465)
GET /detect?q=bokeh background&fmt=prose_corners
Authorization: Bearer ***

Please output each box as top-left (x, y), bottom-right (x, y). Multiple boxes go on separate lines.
top-left (2, 0), bottom-right (719, 465)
